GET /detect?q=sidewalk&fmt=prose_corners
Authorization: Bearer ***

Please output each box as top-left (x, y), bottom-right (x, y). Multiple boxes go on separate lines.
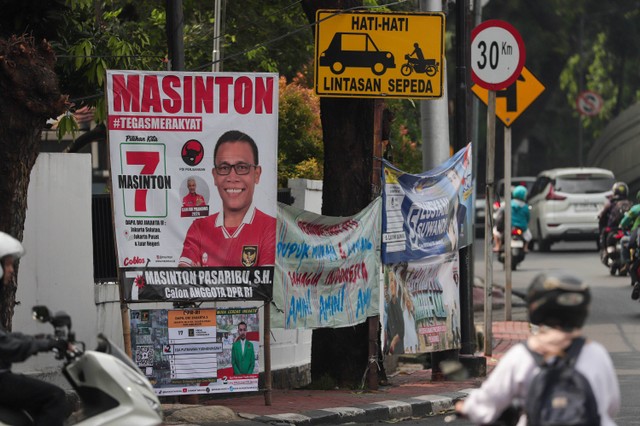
top-left (161, 320), bottom-right (532, 426)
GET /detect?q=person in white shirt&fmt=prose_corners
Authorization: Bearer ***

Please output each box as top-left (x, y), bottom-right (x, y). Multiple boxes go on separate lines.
top-left (455, 272), bottom-right (620, 426)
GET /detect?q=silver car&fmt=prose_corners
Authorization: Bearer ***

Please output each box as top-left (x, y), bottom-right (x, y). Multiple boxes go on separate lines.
top-left (528, 167), bottom-right (615, 251)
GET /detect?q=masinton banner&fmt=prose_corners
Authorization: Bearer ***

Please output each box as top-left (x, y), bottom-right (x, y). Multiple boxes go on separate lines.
top-left (106, 70), bottom-right (278, 302)
top-left (130, 307), bottom-right (260, 395)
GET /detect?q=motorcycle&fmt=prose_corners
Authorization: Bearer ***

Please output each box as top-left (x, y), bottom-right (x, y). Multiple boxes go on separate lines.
top-left (0, 306), bottom-right (163, 426)
top-left (400, 54), bottom-right (439, 77)
top-left (498, 227), bottom-right (526, 271)
top-left (599, 227), bottom-right (628, 276)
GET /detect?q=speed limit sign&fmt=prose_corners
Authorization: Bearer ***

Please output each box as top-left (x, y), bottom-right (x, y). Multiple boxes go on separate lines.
top-left (471, 20), bottom-right (526, 91)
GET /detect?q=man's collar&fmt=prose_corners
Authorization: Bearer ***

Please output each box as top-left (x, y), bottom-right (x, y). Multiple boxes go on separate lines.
top-left (215, 203), bottom-right (257, 227)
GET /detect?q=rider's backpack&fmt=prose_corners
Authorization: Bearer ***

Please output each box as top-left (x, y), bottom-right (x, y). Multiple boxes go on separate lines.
top-left (524, 337), bottom-right (600, 426)
top-left (608, 199), bottom-right (633, 228)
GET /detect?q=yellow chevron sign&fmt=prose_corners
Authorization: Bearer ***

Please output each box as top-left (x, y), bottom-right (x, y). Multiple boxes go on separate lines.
top-left (472, 67), bottom-right (545, 127)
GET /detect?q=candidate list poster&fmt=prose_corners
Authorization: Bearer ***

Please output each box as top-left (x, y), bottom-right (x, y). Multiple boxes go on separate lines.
top-left (130, 307), bottom-right (260, 396)
top-left (106, 71), bottom-right (278, 303)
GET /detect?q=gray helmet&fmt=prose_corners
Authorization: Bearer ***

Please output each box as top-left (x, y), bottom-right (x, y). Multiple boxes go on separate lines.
top-left (527, 272), bottom-right (590, 331)
top-left (0, 232), bottom-right (25, 280)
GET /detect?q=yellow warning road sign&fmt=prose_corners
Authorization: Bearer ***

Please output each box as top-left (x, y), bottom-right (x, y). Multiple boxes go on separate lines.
top-left (472, 67), bottom-right (545, 127)
top-left (314, 10), bottom-right (445, 99)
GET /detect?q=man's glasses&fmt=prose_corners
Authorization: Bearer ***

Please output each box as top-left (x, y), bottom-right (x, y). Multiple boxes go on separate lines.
top-left (214, 162), bottom-right (257, 175)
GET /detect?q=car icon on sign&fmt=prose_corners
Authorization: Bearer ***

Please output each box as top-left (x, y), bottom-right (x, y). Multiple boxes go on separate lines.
top-left (320, 32), bottom-right (395, 76)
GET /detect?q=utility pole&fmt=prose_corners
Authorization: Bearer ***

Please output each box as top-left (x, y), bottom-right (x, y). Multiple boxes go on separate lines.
top-left (420, 0), bottom-right (450, 172)
top-left (577, 14), bottom-right (585, 166)
top-left (166, 0), bottom-right (185, 71)
top-left (419, 0), bottom-right (457, 381)
top-left (454, 0), bottom-right (478, 359)
top-left (212, 0), bottom-right (223, 72)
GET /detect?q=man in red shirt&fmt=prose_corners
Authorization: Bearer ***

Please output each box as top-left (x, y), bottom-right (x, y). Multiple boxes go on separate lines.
top-left (182, 178), bottom-right (205, 207)
top-left (179, 130), bottom-right (276, 267)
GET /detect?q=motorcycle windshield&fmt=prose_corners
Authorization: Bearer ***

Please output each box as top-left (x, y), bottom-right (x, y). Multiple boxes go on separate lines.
top-left (96, 333), bottom-right (144, 374)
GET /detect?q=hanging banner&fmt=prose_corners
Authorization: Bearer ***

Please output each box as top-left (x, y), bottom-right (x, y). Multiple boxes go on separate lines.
top-left (272, 198), bottom-right (382, 329)
top-left (106, 70), bottom-right (278, 302)
top-left (130, 307), bottom-right (259, 396)
top-left (383, 253), bottom-right (460, 354)
top-left (381, 143), bottom-right (473, 263)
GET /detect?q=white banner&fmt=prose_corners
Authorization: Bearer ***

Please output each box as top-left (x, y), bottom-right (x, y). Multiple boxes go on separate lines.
top-left (107, 70), bottom-right (278, 268)
top-left (272, 198), bottom-right (382, 329)
top-left (106, 71), bottom-right (278, 302)
top-left (131, 308), bottom-right (260, 396)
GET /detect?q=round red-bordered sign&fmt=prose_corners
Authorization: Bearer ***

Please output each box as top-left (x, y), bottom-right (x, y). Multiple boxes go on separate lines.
top-left (471, 20), bottom-right (526, 91)
top-left (576, 91), bottom-right (603, 116)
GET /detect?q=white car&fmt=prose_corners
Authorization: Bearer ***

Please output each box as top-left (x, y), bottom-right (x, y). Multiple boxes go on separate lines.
top-left (528, 167), bottom-right (615, 251)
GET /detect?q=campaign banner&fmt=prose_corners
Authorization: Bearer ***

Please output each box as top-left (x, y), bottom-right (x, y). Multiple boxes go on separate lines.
top-left (381, 143), bottom-right (473, 263)
top-left (272, 198), bottom-right (382, 329)
top-left (130, 307), bottom-right (260, 396)
top-left (106, 70), bottom-right (278, 301)
top-left (121, 266), bottom-right (273, 302)
top-left (383, 252), bottom-right (460, 354)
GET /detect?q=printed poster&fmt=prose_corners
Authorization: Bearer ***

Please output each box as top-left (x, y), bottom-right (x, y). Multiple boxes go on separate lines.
top-left (381, 143), bottom-right (473, 263)
top-left (383, 252), bottom-right (460, 354)
top-left (272, 198), bottom-right (382, 329)
top-left (130, 307), bottom-right (260, 395)
top-left (106, 70), bottom-right (278, 302)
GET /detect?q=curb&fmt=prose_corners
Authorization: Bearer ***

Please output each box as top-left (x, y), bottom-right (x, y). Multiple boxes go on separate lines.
top-left (241, 391), bottom-right (470, 425)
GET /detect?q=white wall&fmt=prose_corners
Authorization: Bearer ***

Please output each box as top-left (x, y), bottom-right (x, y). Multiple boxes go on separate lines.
top-left (13, 153), bottom-right (97, 373)
top-left (288, 178), bottom-right (323, 214)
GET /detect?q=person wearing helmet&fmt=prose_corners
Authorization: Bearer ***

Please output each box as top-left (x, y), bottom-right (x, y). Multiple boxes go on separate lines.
top-left (454, 272), bottom-right (620, 425)
top-left (0, 232), bottom-right (68, 425)
top-left (598, 181), bottom-right (632, 232)
top-left (493, 185), bottom-right (531, 252)
top-left (621, 190), bottom-right (640, 300)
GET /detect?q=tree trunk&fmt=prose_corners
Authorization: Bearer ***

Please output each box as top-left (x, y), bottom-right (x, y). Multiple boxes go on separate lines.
top-left (300, 0), bottom-right (376, 387)
top-left (0, 35), bottom-right (66, 330)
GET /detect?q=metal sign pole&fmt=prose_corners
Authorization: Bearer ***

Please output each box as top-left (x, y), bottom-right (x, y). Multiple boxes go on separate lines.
top-left (504, 126), bottom-right (512, 320)
top-left (484, 90), bottom-right (496, 357)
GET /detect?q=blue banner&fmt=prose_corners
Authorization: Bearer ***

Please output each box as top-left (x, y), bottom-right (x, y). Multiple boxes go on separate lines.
top-left (381, 144), bottom-right (473, 263)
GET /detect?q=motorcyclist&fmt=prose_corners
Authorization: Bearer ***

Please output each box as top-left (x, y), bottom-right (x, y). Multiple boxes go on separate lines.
top-left (454, 272), bottom-right (620, 425)
top-left (406, 42), bottom-right (425, 70)
top-left (493, 185), bottom-right (531, 252)
top-left (621, 191), bottom-right (640, 300)
top-left (598, 181), bottom-right (633, 247)
top-left (0, 231), bottom-right (68, 426)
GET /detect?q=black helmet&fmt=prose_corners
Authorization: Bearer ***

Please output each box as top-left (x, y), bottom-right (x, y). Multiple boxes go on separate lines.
top-left (612, 181), bottom-right (629, 198)
top-left (527, 272), bottom-right (590, 330)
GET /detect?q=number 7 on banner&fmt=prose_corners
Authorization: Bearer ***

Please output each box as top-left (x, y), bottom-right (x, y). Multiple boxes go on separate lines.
top-left (117, 143), bottom-right (169, 217)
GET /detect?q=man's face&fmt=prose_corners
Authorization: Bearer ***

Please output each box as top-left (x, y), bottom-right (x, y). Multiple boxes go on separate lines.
top-left (213, 141), bottom-right (261, 215)
top-left (447, 169), bottom-right (461, 188)
top-left (187, 180), bottom-right (197, 194)
top-left (238, 323), bottom-right (247, 340)
top-left (1, 257), bottom-right (14, 286)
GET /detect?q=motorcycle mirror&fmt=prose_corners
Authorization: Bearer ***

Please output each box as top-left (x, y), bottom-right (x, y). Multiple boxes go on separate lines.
top-left (51, 311), bottom-right (72, 329)
top-left (32, 306), bottom-right (51, 323)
